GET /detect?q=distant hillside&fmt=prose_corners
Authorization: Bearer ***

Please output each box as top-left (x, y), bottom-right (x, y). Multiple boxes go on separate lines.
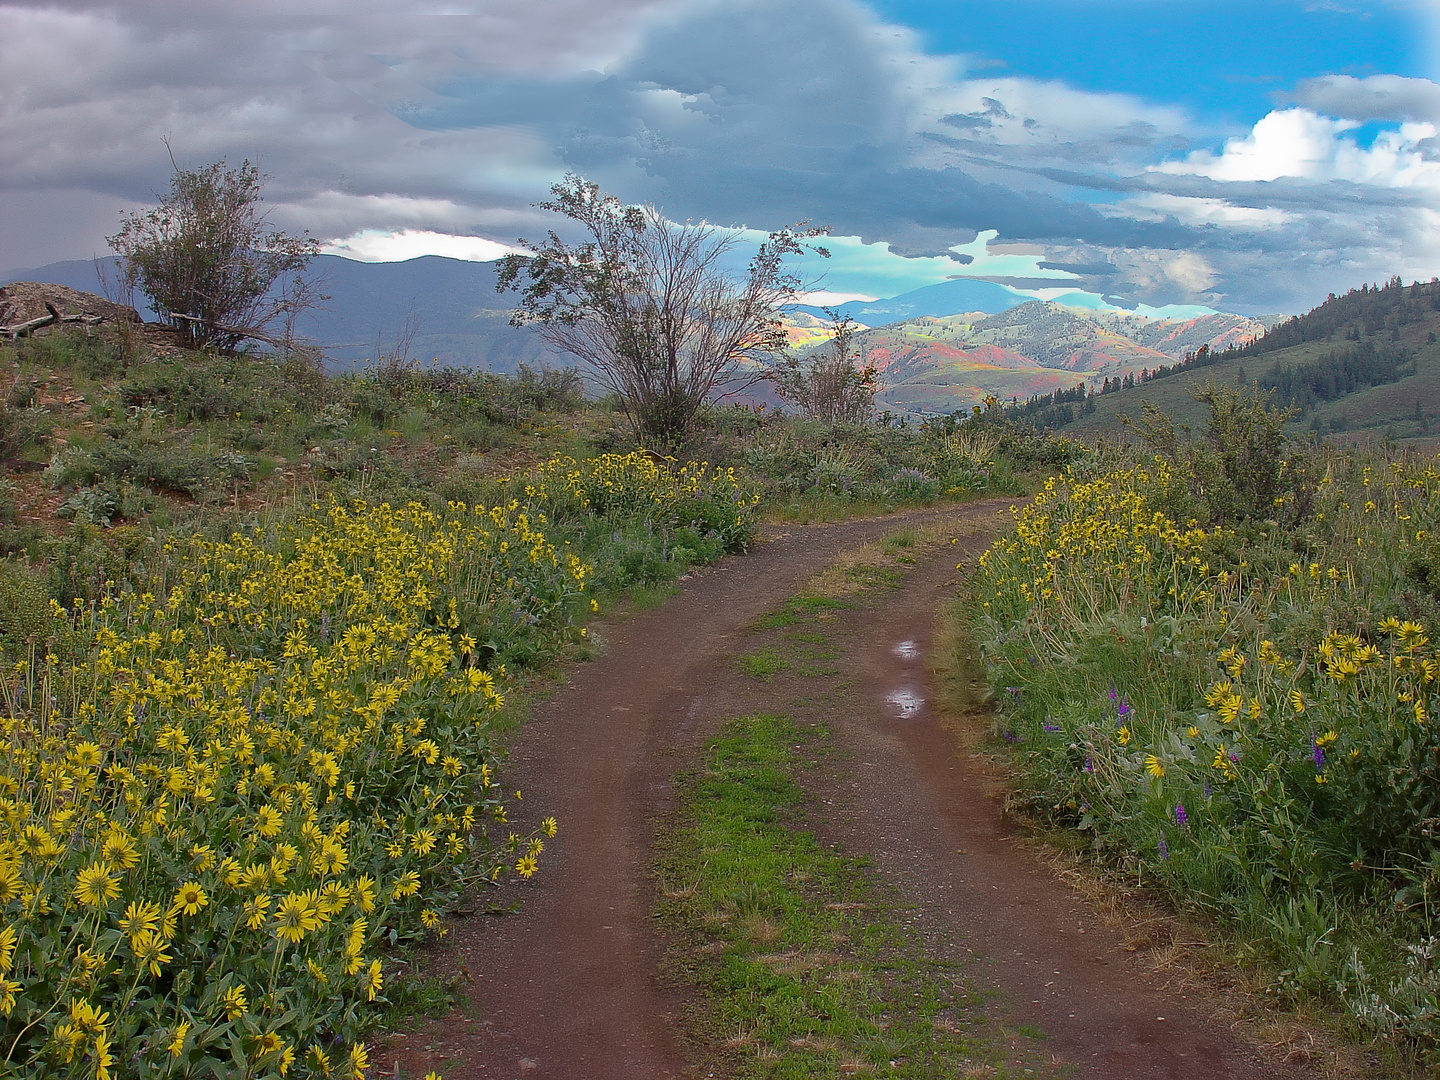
top-left (790, 276), bottom-right (1027, 323)
top-left (1028, 278), bottom-right (1440, 439)
top-left (3, 255), bottom-right (561, 373)
top-left (792, 303), bottom-right (1270, 415)
top-left (1088, 310), bottom-right (1279, 357)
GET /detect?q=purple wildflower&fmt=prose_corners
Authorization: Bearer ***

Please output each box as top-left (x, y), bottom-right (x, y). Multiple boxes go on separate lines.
top-left (1002, 731), bottom-right (1021, 743)
top-left (1084, 754), bottom-right (1095, 774)
top-left (1157, 836), bottom-right (1170, 860)
top-left (1203, 782), bottom-right (1212, 799)
top-left (1175, 803), bottom-right (1188, 828)
top-left (1312, 740), bottom-right (1325, 770)
top-left (1117, 698), bottom-right (1133, 720)
top-left (1108, 686), bottom-right (1118, 703)
top-left (1043, 723), bottom-right (1060, 732)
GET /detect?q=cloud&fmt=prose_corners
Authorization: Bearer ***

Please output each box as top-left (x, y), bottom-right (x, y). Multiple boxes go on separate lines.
top-left (1155, 107), bottom-right (1440, 189)
top-left (320, 229), bottom-right (524, 262)
top-left (0, 0), bottom-right (667, 261)
top-left (0, 0), bottom-right (1432, 313)
top-left (1291, 74), bottom-right (1440, 123)
top-left (794, 290), bottom-right (879, 305)
top-left (1123, 193), bottom-right (1294, 228)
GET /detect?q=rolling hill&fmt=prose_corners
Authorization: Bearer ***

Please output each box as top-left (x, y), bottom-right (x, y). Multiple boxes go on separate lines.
top-left (1030, 278), bottom-right (1440, 440)
top-left (790, 276), bottom-right (1028, 323)
top-left (1, 255), bottom-right (564, 372)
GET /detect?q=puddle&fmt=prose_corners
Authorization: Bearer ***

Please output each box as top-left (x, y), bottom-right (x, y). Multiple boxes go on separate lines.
top-left (885, 687), bottom-right (926, 719)
top-left (892, 639), bottom-right (920, 661)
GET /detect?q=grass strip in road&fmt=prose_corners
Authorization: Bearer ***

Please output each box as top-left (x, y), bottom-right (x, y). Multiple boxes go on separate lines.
top-left (656, 713), bottom-right (1050, 1079)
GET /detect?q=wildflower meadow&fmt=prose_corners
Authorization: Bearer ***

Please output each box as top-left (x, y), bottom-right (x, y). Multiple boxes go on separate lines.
top-left (0, 452), bottom-right (756, 1079)
top-left (973, 437), bottom-right (1440, 1055)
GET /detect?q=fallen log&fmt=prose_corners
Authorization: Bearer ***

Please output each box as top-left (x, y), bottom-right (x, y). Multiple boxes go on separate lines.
top-left (0, 312), bottom-right (57, 339)
top-left (166, 312), bottom-right (296, 350)
top-left (0, 302), bottom-right (110, 339)
top-left (46, 302), bottom-right (103, 327)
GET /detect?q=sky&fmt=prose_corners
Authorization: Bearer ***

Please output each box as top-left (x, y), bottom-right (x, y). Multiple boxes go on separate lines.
top-left (1, 0), bottom-right (1437, 316)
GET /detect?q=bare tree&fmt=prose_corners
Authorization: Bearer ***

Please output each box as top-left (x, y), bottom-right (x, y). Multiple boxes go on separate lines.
top-left (108, 158), bottom-right (319, 350)
top-left (496, 175), bottom-right (825, 448)
top-left (770, 313), bottom-right (881, 423)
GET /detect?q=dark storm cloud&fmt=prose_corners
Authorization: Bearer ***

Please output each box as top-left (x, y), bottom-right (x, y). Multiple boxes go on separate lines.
top-left (1290, 74), bottom-right (1440, 123)
top-left (0, 0), bottom-right (1431, 309)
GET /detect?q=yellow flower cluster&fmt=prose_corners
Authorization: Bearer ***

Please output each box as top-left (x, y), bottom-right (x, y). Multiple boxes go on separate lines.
top-left (519, 452), bottom-right (759, 521)
top-left (977, 459), bottom-right (1215, 640)
top-left (0, 497), bottom-right (579, 1078)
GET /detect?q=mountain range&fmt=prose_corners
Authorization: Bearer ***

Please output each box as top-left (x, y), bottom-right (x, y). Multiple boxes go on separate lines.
top-left (4, 254), bottom-right (1273, 415)
top-left (0, 255), bottom-right (556, 370)
top-left (801, 303), bottom-right (1270, 414)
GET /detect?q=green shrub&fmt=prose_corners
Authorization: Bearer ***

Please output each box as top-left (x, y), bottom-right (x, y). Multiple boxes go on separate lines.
top-left (0, 558), bottom-right (52, 645)
top-left (0, 399), bottom-right (50, 459)
top-left (42, 524), bottom-right (122, 607)
top-left (1128, 384), bottom-right (1316, 526)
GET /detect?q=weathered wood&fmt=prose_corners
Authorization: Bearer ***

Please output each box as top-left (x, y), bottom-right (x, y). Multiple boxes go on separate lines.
top-left (0, 312), bottom-right (57, 339)
top-left (0, 306), bottom-right (106, 339)
top-left (167, 312), bottom-right (293, 349)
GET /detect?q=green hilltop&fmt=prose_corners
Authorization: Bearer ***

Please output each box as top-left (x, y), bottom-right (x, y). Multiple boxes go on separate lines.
top-left (1005, 277), bottom-right (1440, 441)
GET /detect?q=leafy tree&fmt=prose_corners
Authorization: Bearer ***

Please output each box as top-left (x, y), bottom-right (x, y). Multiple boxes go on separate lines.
top-left (496, 175), bottom-right (824, 448)
top-left (109, 159), bottom-right (318, 350)
top-left (770, 313), bottom-right (880, 423)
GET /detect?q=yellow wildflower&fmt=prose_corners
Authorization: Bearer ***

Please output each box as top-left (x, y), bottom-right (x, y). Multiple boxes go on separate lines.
top-left (217, 983), bottom-right (248, 1020)
top-left (171, 881), bottom-right (207, 917)
top-left (73, 865), bottom-right (121, 909)
top-left (167, 1022), bottom-right (191, 1056)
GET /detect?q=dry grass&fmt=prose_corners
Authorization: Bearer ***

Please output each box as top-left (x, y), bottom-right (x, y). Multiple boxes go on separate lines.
top-left (755, 950), bottom-right (846, 976)
top-left (804, 521), bottom-right (963, 599)
top-left (737, 913), bottom-right (783, 946)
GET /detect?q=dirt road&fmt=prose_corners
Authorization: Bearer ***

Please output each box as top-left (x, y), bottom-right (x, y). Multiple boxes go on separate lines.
top-left (376, 501), bottom-right (1299, 1080)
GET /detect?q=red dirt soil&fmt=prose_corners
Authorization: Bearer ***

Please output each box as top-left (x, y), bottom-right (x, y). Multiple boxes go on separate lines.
top-left (375, 502), bottom-right (1305, 1080)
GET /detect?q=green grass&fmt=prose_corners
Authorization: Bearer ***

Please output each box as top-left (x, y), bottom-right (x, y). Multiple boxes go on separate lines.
top-left (841, 562), bottom-right (905, 590)
top-left (376, 972), bottom-right (462, 1029)
top-left (737, 648), bottom-right (792, 680)
top-left (750, 595), bottom-right (849, 630)
top-left (879, 529), bottom-right (917, 560)
top-left (656, 713), bottom-right (1052, 1079)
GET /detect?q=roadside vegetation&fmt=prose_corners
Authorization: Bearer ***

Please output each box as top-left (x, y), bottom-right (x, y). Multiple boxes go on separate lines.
top-left (969, 382), bottom-right (1440, 1070)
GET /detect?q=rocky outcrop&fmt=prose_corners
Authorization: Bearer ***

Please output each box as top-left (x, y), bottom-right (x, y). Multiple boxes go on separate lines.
top-left (0, 282), bottom-right (141, 337)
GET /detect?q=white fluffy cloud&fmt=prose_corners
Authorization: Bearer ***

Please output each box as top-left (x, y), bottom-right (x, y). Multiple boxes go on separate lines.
top-left (320, 229), bottom-right (524, 262)
top-left (1155, 107), bottom-right (1440, 189)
